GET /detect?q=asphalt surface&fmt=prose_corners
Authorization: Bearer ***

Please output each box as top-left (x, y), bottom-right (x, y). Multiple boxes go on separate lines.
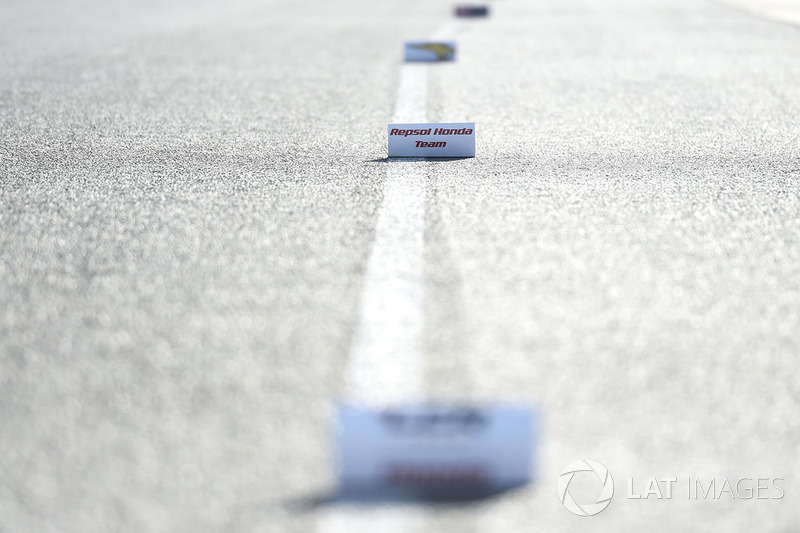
top-left (2, 0), bottom-right (800, 531)
top-left (722, 0), bottom-right (800, 24)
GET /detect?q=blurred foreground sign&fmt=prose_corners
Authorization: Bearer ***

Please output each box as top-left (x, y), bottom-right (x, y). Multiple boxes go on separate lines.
top-left (404, 41), bottom-right (457, 62)
top-left (337, 404), bottom-right (535, 491)
top-left (388, 122), bottom-right (476, 158)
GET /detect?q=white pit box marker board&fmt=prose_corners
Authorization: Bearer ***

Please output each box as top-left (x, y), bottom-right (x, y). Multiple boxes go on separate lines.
top-left (388, 122), bottom-right (476, 158)
top-left (404, 41), bottom-right (457, 62)
top-left (336, 404), bottom-right (536, 491)
top-left (455, 5), bottom-right (490, 17)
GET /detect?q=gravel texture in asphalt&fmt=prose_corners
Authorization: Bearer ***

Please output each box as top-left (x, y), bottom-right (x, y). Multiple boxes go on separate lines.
top-left (1, 0), bottom-right (799, 531)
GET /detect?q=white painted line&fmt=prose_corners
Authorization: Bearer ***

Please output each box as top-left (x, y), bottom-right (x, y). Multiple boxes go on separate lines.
top-left (393, 64), bottom-right (429, 123)
top-left (344, 17), bottom-right (462, 409)
top-left (316, 58), bottom-right (429, 533)
top-left (317, 19), bottom-right (460, 533)
top-left (317, 506), bottom-right (426, 533)
top-left (431, 19), bottom-right (461, 40)
top-left (344, 21), bottom-right (460, 403)
top-left (344, 64), bottom-right (428, 405)
top-left (345, 163), bottom-right (427, 403)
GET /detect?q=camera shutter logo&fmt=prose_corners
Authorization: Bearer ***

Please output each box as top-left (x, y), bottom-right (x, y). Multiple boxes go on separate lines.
top-left (557, 459), bottom-right (614, 517)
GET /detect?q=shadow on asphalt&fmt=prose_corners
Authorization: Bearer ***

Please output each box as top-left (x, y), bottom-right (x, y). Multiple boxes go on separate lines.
top-left (366, 157), bottom-right (474, 163)
top-left (286, 483), bottom-right (527, 512)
